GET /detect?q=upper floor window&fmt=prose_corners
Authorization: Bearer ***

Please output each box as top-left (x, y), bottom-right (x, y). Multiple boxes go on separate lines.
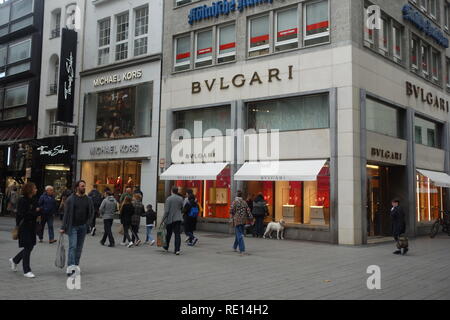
top-left (98, 18), bottom-right (111, 65)
top-left (415, 116), bottom-right (441, 148)
top-left (275, 8), bottom-right (299, 52)
top-left (134, 6), bottom-right (149, 57)
top-left (115, 12), bottom-right (129, 61)
top-left (50, 9), bottom-right (61, 39)
top-left (0, 0), bottom-right (34, 36)
top-left (0, 82), bottom-right (29, 121)
top-left (175, 0), bottom-right (192, 7)
top-left (446, 58), bottom-right (450, 89)
top-left (304, 0), bottom-right (330, 46)
top-left (11, 0), bottom-right (33, 21)
top-left (195, 29), bottom-right (213, 68)
top-left (0, 37), bottom-right (31, 79)
top-left (217, 24), bottom-right (236, 63)
top-left (174, 35), bottom-right (191, 72)
top-left (249, 15), bottom-right (270, 57)
top-left (366, 98), bottom-right (404, 139)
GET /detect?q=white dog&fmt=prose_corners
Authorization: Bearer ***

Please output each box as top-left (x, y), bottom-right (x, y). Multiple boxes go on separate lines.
top-left (263, 220), bottom-right (286, 240)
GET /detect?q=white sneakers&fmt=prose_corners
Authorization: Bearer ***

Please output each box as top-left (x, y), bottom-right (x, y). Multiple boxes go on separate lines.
top-left (24, 272), bottom-right (35, 278)
top-left (127, 241), bottom-right (134, 248)
top-left (150, 240), bottom-right (156, 246)
top-left (9, 258), bottom-right (17, 272)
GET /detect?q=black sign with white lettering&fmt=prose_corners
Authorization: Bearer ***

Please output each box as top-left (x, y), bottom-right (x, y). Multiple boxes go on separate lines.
top-left (57, 28), bottom-right (77, 123)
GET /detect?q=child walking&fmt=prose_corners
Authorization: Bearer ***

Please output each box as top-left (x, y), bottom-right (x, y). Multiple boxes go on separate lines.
top-left (144, 204), bottom-right (157, 245)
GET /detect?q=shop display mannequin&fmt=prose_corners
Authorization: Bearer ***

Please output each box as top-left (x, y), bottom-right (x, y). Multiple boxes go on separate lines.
top-left (115, 176), bottom-right (123, 191)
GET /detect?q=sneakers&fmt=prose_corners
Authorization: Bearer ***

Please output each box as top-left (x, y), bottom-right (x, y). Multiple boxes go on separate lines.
top-left (135, 240), bottom-right (142, 246)
top-left (91, 227), bottom-right (96, 236)
top-left (100, 240), bottom-right (105, 246)
top-left (402, 248), bottom-right (409, 256)
top-left (9, 258), bottom-right (17, 272)
top-left (175, 251), bottom-right (181, 255)
top-left (127, 241), bottom-right (134, 248)
top-left (24, 272), bottom-right (35, 278)
top-left (162, 246), bottom-right (169, 252)
top-left (185, 238), bottom-right (190, 243)
top-left (192, 238), bottom-right (198, 246)
top-left (150, 240), bottom-right (156, 246)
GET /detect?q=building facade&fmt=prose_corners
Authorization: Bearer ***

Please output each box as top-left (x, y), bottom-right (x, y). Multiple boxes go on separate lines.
top-left (34, 0), bottom-right (85, 200)
top-left (0, 0), bottom-right (44, 209)
top-left (159, 0), bottom-right (450, 245)
top-left (77, 0), bottom-right (163, 207)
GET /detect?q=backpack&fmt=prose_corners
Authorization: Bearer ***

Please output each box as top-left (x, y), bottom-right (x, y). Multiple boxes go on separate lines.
top-left (188, 204), bottom-right (199, 218)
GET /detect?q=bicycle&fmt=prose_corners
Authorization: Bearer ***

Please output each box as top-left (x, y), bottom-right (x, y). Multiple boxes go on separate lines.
top-left (430, 210), bottom-right (450, 238)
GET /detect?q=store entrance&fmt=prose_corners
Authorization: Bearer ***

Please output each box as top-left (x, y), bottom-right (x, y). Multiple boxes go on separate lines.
top-left (366, 164), bottom-right (406, 237)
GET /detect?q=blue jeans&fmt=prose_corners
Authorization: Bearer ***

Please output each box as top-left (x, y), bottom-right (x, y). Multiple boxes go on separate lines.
top-left (233, 225), bottom-right (246, 253)
top-left (38, 215), bottom-right (54, 241)
top-left (68, 225), bottom-right (87, 267)
top-left (146, 226), bottom-right (154, 242)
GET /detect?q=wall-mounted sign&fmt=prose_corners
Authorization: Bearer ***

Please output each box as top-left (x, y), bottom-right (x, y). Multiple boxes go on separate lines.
top-left (93, 70), bottom-right (143, 87)
top-left (402, 4), bottom-right (449, 48)
top-left (406, 81), bottom-right (449, 113)
top-left (188, 0), bottom-right (274, 25)
top-left (371, 148), bottom-right (403, 161)
top-left (37, 145), bottom-right (69, 157)
top-left (89, 144), bottom-right (140, 156)
top-left (192, 65), bottom-right (293, 94)
top-left (57, 28), bottom-right (78, 123)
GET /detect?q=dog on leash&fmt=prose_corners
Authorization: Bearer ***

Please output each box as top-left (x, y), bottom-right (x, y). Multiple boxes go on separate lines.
top-left (263, 220), bottom-right (286, 240)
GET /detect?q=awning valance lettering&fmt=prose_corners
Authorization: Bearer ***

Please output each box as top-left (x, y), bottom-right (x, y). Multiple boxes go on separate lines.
top-left (160, 162), bottom-right (228, 181)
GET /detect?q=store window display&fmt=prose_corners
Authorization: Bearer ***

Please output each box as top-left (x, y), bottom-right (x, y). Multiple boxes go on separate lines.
top-left (416, 172), bottom-right (445, 222)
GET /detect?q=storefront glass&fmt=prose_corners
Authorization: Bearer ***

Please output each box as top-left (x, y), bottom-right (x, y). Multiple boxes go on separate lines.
top-left (81, 160), bottom-right (141, 196)
top-left (174, 166), bottom-right (231, 219)
top-left (245, 165), bottom-right (330, 225)
top-left (44, 165), bottom-right (70, 201)
top-left (83, 82), bottom-right (153, 141)
top-left (416, 172), bottom-right (444, 222)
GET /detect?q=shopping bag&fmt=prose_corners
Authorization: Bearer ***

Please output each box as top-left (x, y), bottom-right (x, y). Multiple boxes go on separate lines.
top-left (117, 224), bottom-right (124, 235)
top-left (11, 226), bottom-right (19, 240)
top-left (55, 234), bottom-right (66, 269)
top-left (156, 224), bottom-right (167, 247)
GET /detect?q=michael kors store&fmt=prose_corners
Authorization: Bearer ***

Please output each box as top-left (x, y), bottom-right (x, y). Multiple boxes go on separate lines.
top-left (78, 62), bottom-right (160, 205)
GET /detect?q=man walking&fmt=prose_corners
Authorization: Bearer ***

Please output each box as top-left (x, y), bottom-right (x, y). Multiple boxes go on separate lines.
top-left (60, 180), bottom-right (94, 276)
top-left (88, 185), bottom-right (103, 236)
top-left (390, 199), bottom-right (408, 255)
top-left (37, 186), bottom-right (58, 243)
top-left (120, 187), bottom-right (133, 204)
top-left (230, 191), bottom-right (252, 256)
top-left (162, 187), bottom-right (184, 255)
top-left (99, 189), bottom-right (117, 247)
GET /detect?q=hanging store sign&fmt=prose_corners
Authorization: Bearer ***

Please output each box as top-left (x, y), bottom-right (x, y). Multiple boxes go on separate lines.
top-left (402, 4), bottom-right (449, 48)
top-left (192, 65), bottom-right (294, 94)
top-left (406, 81), bottom-right (450, 113)
top-left (93, 70), bottom-right (143, 87)
top-left (57, 28), bottom-right (78, 123)
top-left (188, 0), bottom-right (274, 25)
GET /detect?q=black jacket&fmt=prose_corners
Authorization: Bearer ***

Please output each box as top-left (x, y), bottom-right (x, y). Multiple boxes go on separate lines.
top-left (252, 200), bottom-right (268, 217)
top-left (144, 209), bottom-right (157, 225)
top-left (390, 206), bottom-right (406, 237)
top-left (16, 196), bottom-right (40, 248)
top-left (120, 203), bottom-right (134, 226)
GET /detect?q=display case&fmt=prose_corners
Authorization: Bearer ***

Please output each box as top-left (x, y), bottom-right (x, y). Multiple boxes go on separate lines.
top-left (209, 187), bottom-right (228, 205)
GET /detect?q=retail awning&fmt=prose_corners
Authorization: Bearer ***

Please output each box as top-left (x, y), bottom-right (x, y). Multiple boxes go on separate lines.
top-left (234, 160), bottom-right (327, 181)
top-left (160, 162), bottom-right (228, 181)
top-left (417, 169), bottom-right (450, 188)
top-left (0, 125), bottom-right (35, 146)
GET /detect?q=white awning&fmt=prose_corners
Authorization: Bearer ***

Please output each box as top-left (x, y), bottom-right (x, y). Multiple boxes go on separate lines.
top-left (417, 169), bottom-right (450, 188)
top-left (160, 163), bottom-right (228, 181)
top-left (234, 160), bottom-right (327, 181)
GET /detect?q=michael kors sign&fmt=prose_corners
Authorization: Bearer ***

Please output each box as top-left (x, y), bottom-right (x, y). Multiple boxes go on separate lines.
top-left (192, 66), bottom-right (294, 94)
top-left (93, 70), bottom-right (143, 87)
top-left (90, 144), bottom-right (140, 156)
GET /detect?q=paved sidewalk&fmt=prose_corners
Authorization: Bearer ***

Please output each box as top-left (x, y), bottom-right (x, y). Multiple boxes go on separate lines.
top-left (0, 217), bottom-right (449, 300)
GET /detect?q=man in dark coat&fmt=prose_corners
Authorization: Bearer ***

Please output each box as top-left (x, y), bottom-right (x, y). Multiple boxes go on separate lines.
top-left (88, 185), bottom-right (103, 236)
top-left (37, 186), bottom-right (58, 243)
top-left (390, 199), bottom-right (408, 255)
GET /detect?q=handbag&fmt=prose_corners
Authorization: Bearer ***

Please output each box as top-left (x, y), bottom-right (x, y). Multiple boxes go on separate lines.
top-left (55, 234), bottom-right (66, 269)
top-left (156, 223), bottom-right (167, 247)
top-left (117, 224), bottom-right (124, 235)
top-left (396, 234), bottom-right (409, 249)
top-left (11, 216), bottom-right (24, 240)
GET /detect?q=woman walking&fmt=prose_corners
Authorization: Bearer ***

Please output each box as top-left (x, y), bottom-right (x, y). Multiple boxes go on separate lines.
top-left (9, 182), bottom-right (40, 278)
top-left (120, 197), bottom-right (135, 248)
top-left (131, 194), bottom-right (145, 246)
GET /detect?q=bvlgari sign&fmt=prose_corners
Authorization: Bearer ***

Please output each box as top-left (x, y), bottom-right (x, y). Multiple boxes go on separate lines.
top-left (192, 66), bottom-right (294, 94)
top-left (406, 81), bottom-right (449, 113)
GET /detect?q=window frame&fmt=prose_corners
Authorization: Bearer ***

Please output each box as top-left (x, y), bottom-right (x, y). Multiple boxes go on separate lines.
top-left (174, 34), bottom-right (192, 72)
top-left (133, 5), bottom-right (149, 57)
top-left (248, 14), bottom-right (271, 57)
top-left (217, 23), bottom-right (236, 64)
top-left (98, 18), bottom-right (111, 66)
top-left (275, 7), bottom-right (300, 51)
top-left (194, 29), bottom-right (213, 68)
top-left (115, 11), bottom-right (130, 62)
top-left (303, 0), bottom-right (330, 45)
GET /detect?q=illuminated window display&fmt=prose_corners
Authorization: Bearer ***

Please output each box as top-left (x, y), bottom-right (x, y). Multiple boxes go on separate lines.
top-left (416, 172), bottom-right (445, 222)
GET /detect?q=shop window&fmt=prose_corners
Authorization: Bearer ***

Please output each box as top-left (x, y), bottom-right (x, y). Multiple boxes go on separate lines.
top-left (174, 105), bottom-right (231, 138)
top-left (249, 15), bottom-right (270, 57)
top-left (245, 165), bottom-right (330, 225)
top-left (304, 0), bottom-right (329, 46)
top-left (366, 98), bottom-right (404, 138)
top-left (98, 19), bottom-right (111, 65)
top-left (134, 6), bottom-right (148, 57)
top-left (115, 12), bottom-right (129, 61)
top-left (275, 8), bottom-right (299, 52)
top-left (195, 29), bottom-right (213, 68)
top-left (247, 94), bottom-right (329, 132)
top-left (83, 82), bottom-right (153, 141)
top-left (44, 165), bottom-right (70, 201)
top-left (416, 172), bottom-right (443, 222)
top-left (217, 24), bottom-right (236, 64)
top-left (81, 160), bottom-right (142, 196)
top-left (415, 116), bottom-right (440, 148)
top-left (174, 35), bottom-right (191, 72)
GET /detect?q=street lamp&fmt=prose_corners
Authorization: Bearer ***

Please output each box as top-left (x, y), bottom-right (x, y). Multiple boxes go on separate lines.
top-left (52, 121), bottom-right (78, 189)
